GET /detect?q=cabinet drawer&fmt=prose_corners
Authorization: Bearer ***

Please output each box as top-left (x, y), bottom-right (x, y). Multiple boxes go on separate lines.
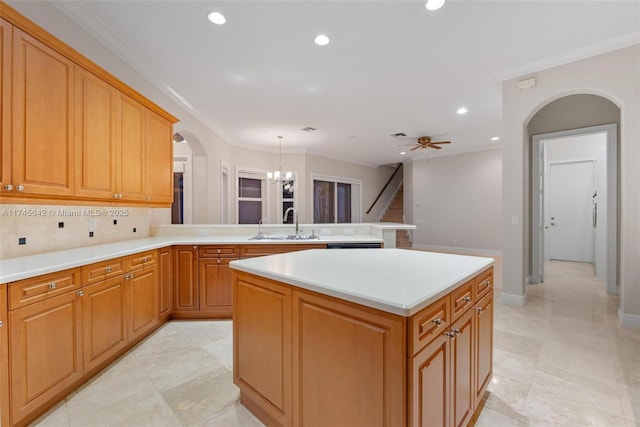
top-left (9, 269), bottom-right (81, 310)
top-left (475, 268), bottom-right (493, 300)
top-left (199, 245), bottom-right (239, 259)
top-left (127, 250), bottom-right (158, 270)
top-left (451, 279), bottom-right (474, 320)
top-left (239, 244), bottom-right (326, 258)
top-left (409, 295), bottom-right (450, 356)
top-left (82, 258), bottom-right (127, 285)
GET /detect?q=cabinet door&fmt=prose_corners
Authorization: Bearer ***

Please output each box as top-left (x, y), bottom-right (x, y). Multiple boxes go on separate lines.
top-left (128, 265), bottom-right (159, 342)
top-left (158, 248), bottom-right (172, 318)
top-left (145, 109), bottom-right (173, 204)
top-left (410, 333), bottom-right (451, 427)
top-left (116, 94), bottom-right (145, 201)
top-left (0, 19), bottom-right (11, 194)
top-left (474, 292), bottom-right (493, 403)
top-left (0, 284), bottom-right (9, 427)
top-left (74, 67), bottom-right (116, 199)
top-left (173, 246), bottom-right (198, 311)
top-left (9, 290), bottom-right (83, 424)
top-left (199, 258), bottom-right (233, 317)
top-left (233, 273), bottom-right (292, 426)
top-left (82, 276), bottom-right (128, 373)
top-left (292, 289), bottom-right (405, 427)
top-left (12, 28), bottom-right (74, 197)
top-left (451, 308), bottom-right (475, 427)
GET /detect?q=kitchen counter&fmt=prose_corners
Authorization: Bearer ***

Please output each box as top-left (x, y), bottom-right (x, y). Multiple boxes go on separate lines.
top-left (0, 234), bottom-right (384, 283)
top-left (230, 248), bottom-right (494, 316)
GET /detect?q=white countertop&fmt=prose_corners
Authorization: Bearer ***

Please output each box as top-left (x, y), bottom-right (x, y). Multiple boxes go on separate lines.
top-left (230, 249), bottom-right (494, 317)
top-left (0, 235), bottom-right (383, 283)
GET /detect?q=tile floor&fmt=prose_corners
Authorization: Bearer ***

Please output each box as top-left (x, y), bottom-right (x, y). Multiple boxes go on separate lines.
top-left (33, 259), bottom-right (639, 426)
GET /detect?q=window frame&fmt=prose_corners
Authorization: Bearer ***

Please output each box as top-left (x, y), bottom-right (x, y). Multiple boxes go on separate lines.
top-left (235, 168), bottom-right (269, 224)
top-left (310, 173), bottom-right (362, 224)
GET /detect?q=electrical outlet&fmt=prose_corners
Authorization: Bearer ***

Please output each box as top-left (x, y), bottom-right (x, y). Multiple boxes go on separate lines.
top-left (58, 222), bottom-right (64, 228)
top-left (320, 228), bottom-right (331, 235)
top-left (89, 232), bottom-right (94, 238)
top-left (343, 228), bottom-right (354, 235)
top-left (198, 229), bottom-right (209, 236)
top-left (89, 218), bottom-right (97, 232)
top-left (18, 237), bottom-right (26, 245)
top-left (113, 219), bottom-right (117, 225)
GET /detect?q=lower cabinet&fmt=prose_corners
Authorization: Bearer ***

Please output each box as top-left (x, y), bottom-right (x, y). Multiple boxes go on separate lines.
top-left (172, 245), bottom-right (199, 313)
top-left (474, 292), bottom-right (494, 403)
top-left (158, 247), bottom-right (172, 319)
top-left (9, 290), bottom-right (83, 425)
top-left (128, 264), bottom-right (159, 342)
top-left (199, 258), bottom-right (233, 316)
top-left (82, 275), bottom-right (127, 374)
top-left (1, 284), bottom-right (10, 427)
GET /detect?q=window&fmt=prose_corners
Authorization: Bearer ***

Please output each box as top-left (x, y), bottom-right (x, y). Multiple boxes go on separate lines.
top-left (282, 180), bottom-right (295, 224)
top-left (312, 175), bottom-right (361, 223)
top-left (237, 172), bottom-right (266, 224)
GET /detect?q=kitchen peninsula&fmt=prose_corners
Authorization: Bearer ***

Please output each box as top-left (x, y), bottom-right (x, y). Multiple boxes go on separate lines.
top-left (230, 249), bottom-right (495, 427)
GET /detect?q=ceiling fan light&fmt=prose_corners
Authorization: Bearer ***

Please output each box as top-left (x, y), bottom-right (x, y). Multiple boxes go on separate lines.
top-left (425, 0), bottom-right (446, 11)
top-left (457, 107), bottom-right (468, 115)
top-left (207, 12), bottom-right (226, 25)
top-left (314, 34), bottom-right (330, 46)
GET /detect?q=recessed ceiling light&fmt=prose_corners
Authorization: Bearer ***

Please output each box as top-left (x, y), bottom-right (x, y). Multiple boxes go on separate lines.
top-left (491, 136), bottom-right (500, 141)
top-left (314, 34), bottom-right (330, 46)
top-left (425, 0), bottom-right (446, 11)
top-left (400, 151), bottom-right (407, 155)
top-left (457, 107), bottom-right (468, 115)
top-left (207, 12), bottom-right (226, 25)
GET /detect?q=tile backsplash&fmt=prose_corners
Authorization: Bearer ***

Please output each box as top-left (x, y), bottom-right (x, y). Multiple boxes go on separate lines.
top-left (0, 204), bottom-right (153, 259)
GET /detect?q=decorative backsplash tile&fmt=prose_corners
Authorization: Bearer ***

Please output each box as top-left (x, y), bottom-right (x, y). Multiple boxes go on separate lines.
top-left (0, 204), bottom-right (153, 259)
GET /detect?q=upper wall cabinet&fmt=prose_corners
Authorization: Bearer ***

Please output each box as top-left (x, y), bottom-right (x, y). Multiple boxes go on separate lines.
top-left (0, 5), bottom-right (177, 207)
top-left (12, 27), bottom-right (75, 198)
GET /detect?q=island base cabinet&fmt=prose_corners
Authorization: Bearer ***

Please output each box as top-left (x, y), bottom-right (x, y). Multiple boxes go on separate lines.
top-left (292, 290), bottom-right (406, 427)
top-left (233, 273), bottom-right (292, 427)
top-left (9, 291), bottom-right (83, 425)
top-left (474, 293), bottom-right (493, 403)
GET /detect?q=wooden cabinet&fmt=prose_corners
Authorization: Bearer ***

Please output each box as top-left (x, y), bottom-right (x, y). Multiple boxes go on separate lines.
top-left (234, 266), bottom-right (494, 427)
top-left (0, 4), bottom-right (177, 206)
top-left (239, 243), bottom-right (326, 259)
top-left (127, 264), bottom-right (159, 342)
top-left (199, 245), bottom-right (238, 317)
top-left (233, 273), bottom-right (292, 426)
top-left (145, 109), bottom-right (173, 203)
top-left (0, 284), bottom-right (9, 427)
top-left (158, 247), bottom-right (172, 319)
top-left (82, 275), bottom-right (127, 374)
top-left (74, 66), bottom-right (117, 199)
top-left (173, 246), bottom-right (199, 312)
top-left (9, 289), bottom-right (83, 425)
top-left (0, 18), bottom-right (11, 195)
top-left (11, 27), bottom-right (75, 198)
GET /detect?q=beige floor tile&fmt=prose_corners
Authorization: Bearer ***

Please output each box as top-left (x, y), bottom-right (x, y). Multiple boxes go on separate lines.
top-left (162, 367), bottom-right (239, 426)
top-left (72, 393), bottom-right (181, 427)
top-left (196, 401), bottom-right (265, 427)
top-left (31, 401), bottom-right (69, 427)
top-left (485, 374), bottom-right (531, 415)
top-left (202, 335), bottom-right (234, 371)
top-left (493, 329), bottom-right (544, 360)
top-left (470, 406), bottom-right (521, 426)
top-left (492, 348), bottom-right (538, 385)
top-left (173, 319), bottom-right (233, 346)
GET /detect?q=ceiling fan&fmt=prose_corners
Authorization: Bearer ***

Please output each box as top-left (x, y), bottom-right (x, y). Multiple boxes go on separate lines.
top-left (403, 136), bottom-right (452, 151)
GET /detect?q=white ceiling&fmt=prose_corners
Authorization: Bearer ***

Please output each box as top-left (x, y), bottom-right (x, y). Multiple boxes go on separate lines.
top-left (49, 0), bottom-right (639, 166)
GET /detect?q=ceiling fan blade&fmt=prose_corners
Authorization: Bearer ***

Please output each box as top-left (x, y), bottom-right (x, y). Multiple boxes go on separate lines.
top-left (429, 145), bottom-right (442, 149)
top-left (410, 145), bottom-right (422, 151)
top-left (430, 141), bottom-right (451, 145)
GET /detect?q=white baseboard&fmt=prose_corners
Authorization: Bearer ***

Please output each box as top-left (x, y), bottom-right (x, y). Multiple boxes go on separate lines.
top-left (501, 292), bottom-right (527, 306)
top-left (411, 244), bottom-right (502, 258)
top-left (618, 308), bottom-right (640, 329)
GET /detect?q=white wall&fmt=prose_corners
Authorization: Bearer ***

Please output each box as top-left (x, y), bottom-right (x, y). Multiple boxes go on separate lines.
top-left (502, 45), bottom-right (640, 326)
top-left (409, 149), bottom-right (502, 253)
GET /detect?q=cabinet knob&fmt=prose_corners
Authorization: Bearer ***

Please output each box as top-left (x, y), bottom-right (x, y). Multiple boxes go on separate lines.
top-left (105, 266), bottom-right (112, 273)
top-left (77, 290), bottom-right (84, 297)
top-left (48, 282), bottom-right (57, 289)
top-left (16, 185), bottom-right (24, 191)
top-left (0, 320), bottom-right (3, 327)
top-left (193, 246), bottom-right (197, 250)
top-left (475, 307), bottom-right (485, 315)
top-left (462, 296), bottom-right (472, 303)
top-left (142, 257), bottom-right (148, 262)
top-left (445, 330), bottom-right (456, 339)
top-left (431, 318), bottom-right (442, 326)
top-left (113, 193), bottom-right (118, 199)
top-left (484, 280), bottom-right (491, 287)
top-left (3, 184), bottom-right (13, 191)
top-left (451, 327), bottom-right (460, 336)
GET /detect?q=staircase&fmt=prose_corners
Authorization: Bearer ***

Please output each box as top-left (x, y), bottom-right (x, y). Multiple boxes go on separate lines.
top-left (380, 185), bottom-right (411, 249)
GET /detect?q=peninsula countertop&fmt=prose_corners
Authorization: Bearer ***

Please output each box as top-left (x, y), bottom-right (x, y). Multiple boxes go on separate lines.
top-left (230, 249), bottom-right (494, 316)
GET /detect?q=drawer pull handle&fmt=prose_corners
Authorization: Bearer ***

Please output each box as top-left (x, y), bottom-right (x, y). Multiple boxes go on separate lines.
top-left (462, 296), bottom-right (472, 303)
top-left (105, 266), bottom-right (112, 273)
top-left (142, 257), bottom-right (148, 262)
top-left (484, 280), bottom-right (491, 287)
top-left (48, 282), bottom-right (57, 289)
top-left (431, 318), bottom-right (442, 326)
top-left (475, 307), bottom-right (485, 315)
top-left (77, 290), bottom-right (84, 297)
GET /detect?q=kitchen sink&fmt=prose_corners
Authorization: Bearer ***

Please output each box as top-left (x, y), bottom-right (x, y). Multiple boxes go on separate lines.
top-left (248, 234), bottom-right (319, 241)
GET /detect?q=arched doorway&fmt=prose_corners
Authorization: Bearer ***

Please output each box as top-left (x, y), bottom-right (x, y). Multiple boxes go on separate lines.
top-left (528, 94), bottom-right (620, 295)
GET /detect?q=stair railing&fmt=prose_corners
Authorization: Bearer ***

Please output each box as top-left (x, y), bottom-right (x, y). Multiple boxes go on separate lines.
top-left (366, 163), bottom-right (403, 215)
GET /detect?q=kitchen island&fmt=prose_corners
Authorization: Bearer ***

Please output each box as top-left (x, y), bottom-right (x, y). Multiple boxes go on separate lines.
top-left (230, 249), bottom-right (495, 427)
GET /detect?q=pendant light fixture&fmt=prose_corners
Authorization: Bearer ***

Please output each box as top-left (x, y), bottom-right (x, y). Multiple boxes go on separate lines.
top-left (267, 136), bottom-right (293, 190)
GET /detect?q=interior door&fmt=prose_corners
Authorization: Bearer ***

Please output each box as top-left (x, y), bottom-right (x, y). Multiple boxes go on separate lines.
top-left (547, 161), bottom-right (594, 262)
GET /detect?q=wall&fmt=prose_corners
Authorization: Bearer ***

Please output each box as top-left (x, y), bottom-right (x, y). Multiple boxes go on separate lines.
top-left (502, 45), bottom-right (639, 326)
top-left (408, 149), bottom-right (502, 254)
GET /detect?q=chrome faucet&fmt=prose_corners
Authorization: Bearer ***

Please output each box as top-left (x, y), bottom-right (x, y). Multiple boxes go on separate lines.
top-left (283, 207), bottom-right (299, 235)
top-left (258, 218), bottom-right (269, 237)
